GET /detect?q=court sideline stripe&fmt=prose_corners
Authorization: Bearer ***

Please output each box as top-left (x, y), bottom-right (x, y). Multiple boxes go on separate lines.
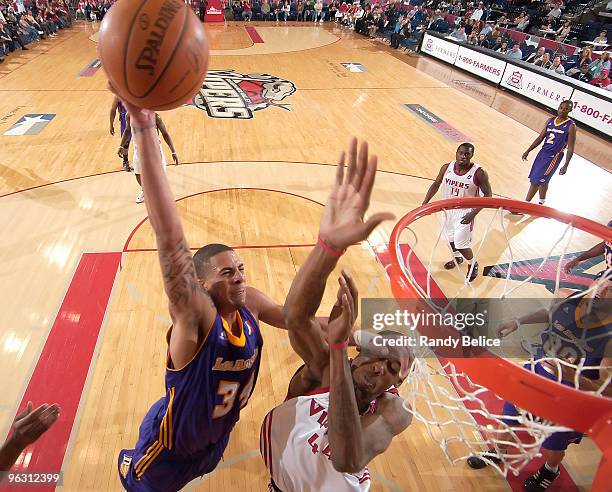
top-left (0, 252), bottom-right (121, 492)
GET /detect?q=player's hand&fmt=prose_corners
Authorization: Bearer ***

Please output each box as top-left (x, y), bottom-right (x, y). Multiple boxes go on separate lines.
top-left (106, 82), bottom-right (154, 127)
top-left (109, 124), bottom-right (114, 136)
top-left (117, 146), bottom-right (127, 158)
top-left (559, 165), bottom-right (568, 175)
top-left (9, 402), bottom-right (60, 449)
top-left (172, 152), bottom-right (179, 165)
top-left (496, 319), bottom-right (519, 338)
top-left (327, 274), bottom-right (357, 345)
top-left (564, 258), bottom-right (579, 274)
top-left (521, 151), bottom-right (529, 161)
top-left (318, 138), bottom-right (395, 252)
top-left (460, 211), bottom-right (476, 224)
top-left (328, 270), bottom-right (358, 325)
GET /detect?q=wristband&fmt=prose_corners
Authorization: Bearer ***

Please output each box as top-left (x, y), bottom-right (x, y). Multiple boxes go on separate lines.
top-left (329, 339), bottom-right (349, 350)
top-left (317, 235), bottom-right (344, 258)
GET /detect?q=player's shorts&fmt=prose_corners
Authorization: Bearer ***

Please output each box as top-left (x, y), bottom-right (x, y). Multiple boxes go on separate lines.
top-left (501, 362), bottom-right (583, 451)
top-left (440, 209), bottom-right (474, 249)
top-left (118, 398), bottom-right (230, 491)
top-left (132, 143), bottom-right (167, 175)
top-left (529, 150), bottom-right (563, 185)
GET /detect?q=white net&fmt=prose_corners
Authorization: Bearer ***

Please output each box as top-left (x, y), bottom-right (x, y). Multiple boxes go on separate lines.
top-left (392, 204), bottom-right (611, 477)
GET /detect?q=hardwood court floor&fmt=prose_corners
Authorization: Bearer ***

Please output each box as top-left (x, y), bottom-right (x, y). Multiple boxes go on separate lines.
top-left (0, 21), bottom-right (610, 492)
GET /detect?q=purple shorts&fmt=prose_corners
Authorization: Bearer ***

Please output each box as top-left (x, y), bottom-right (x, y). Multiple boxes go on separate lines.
top-left (501, 362), bottom-right (583, 451)
top-left (529, 150), bottom-right (563, 185)
top-left (118, 398), bottom-right (229, 491)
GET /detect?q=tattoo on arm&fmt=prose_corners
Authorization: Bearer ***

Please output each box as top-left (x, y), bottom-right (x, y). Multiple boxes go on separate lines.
top-left (159, 237), bottom-right (204, 307)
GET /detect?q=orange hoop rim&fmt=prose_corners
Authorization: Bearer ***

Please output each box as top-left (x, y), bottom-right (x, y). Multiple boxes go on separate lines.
top-left (388, 197), bottom-right (611, 479)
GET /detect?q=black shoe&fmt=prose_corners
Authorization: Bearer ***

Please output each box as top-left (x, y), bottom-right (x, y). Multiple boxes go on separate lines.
top-left (524, 464), bottom-right (560, 491)
top-left (444, 257), bottom-right (464, 270)
top-left (22, 46), bottom-right (29, 50)
top-left (467, 451), bottom-right (501, 469)
top-left (467, 262), bottom-right (479, 282)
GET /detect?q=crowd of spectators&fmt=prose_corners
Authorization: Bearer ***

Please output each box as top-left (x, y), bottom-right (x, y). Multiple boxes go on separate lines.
top-left (75, 1), bottom-right (115, 22)
top-left (0, 0), bottom-right (73, 64)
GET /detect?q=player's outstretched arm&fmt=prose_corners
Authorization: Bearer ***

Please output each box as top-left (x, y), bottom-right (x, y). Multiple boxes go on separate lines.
top-left (117, 98), bottom-right (217, 368)
top-left (559, 123), bottom-right (575, 174)
top-left (565, 242), bottom-right (605, 273)
top-left (0, 402), bottom-right (60, 472)
top-left (327, 284), bottom-right (410, 473)
top-left (422, 163), bottom-right (448, 205)
top-left (283, 138), bottom-right (394, 368)
top-left (522, 125), bottom-right (547, 160)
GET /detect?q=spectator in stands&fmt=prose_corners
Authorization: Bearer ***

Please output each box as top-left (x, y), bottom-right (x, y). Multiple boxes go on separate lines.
top-left (390, 14), bottom-right (405, 47)
top-left (337, 1), bottom-right (347, 23)
top-left (590, 68), bottom-right (610, 88)
top-left (304, 0), bottom-right (315, 21)
top-left (477, 33), bottom-right (492, 48)
top-left (527, 46), bottom-right (545, 63)
top-left (506, 42), bottom-right (522, 60)
top-left (548, 3), bottom-right (562, 18)
top-left (449, 26), bottom-right (467, 42)
top-left (280, 0), bottom-right (290, 21)
top-left (467, 31), bottom-right (478, 45)
top-left (534, 52), bottom-right (551, 68)
top-left (516, 14), bottom-right (530, 32)
top-left (565, 47), bottom-right (592, 75)
top-left (329, 1), bottom-right (338, 22)
top-left (491, 36), bottom-right (504, 51)
top-left (541, 16), bottom-right (558, 32)
top-left (592, 30), bottom-right (608, 45)
top-left (242, 0), bottom-right (252, 21)
top-left (571, 64), bottom-right (592, 82)
top-left (314, 0), bottom-right (323, 22)
top-left (549, 55), bottom-right (565, 74)
top-left (479, 22), bottom-right (492, 37)
top-left (588, 52), bottom-right (611, 77)
top-left (261, 0), bottom-right (271, 19)
top-left (464, 18), bottom-right (475, 35)
top-left (555, 20), bottom-right (571, 42)
top-left (470, 1), bottom-right (484, 21)
top-left (489, 25), bottom-right (501, 40)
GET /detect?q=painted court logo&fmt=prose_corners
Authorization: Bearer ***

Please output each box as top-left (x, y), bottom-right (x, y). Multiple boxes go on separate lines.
top-left (506, 70), bottom-right (523, 90)
top-left (193, 70), bottom-right (296, 119)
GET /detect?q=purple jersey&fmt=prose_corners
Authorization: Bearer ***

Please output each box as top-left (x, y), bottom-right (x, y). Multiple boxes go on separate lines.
top-left (537, 292), bottom-right (610, 380)
top-left (541, 117), bottom-right (573, 154)
top-left (120, 307), bottom-right (263, 488)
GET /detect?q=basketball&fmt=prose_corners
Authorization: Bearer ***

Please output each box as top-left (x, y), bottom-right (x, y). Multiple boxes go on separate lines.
top-left (97, 0), bottom-right (209, 111)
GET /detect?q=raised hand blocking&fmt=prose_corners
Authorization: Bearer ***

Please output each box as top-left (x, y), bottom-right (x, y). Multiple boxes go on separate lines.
top-left (318, 138), bottom-right (395, 252)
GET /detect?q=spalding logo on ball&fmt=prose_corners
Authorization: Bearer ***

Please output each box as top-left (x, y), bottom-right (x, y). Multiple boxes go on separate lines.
top-left (98, 0), bottom-right (210, 111)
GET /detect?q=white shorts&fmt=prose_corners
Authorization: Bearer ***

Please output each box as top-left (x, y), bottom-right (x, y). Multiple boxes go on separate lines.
top-left (133, 142), bottom-right (167, 175)
top-left (441, 209), bottom-right (474, 249)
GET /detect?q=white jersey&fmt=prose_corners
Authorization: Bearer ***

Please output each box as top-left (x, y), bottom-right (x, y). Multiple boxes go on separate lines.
top-left (442, 161), bottom-right (482, 199)
top-left (260, 389), bottom-right (372, 492)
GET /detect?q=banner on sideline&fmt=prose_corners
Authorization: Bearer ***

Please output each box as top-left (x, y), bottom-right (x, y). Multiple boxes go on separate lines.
top-left (422, 33), bottom-right (459, 65)
top-left (570, 88), bottom-right (612, 137)
top-left (501, 63), bottom-right (573, 109)
top-left (455, 46), bottom-right (505, 83)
